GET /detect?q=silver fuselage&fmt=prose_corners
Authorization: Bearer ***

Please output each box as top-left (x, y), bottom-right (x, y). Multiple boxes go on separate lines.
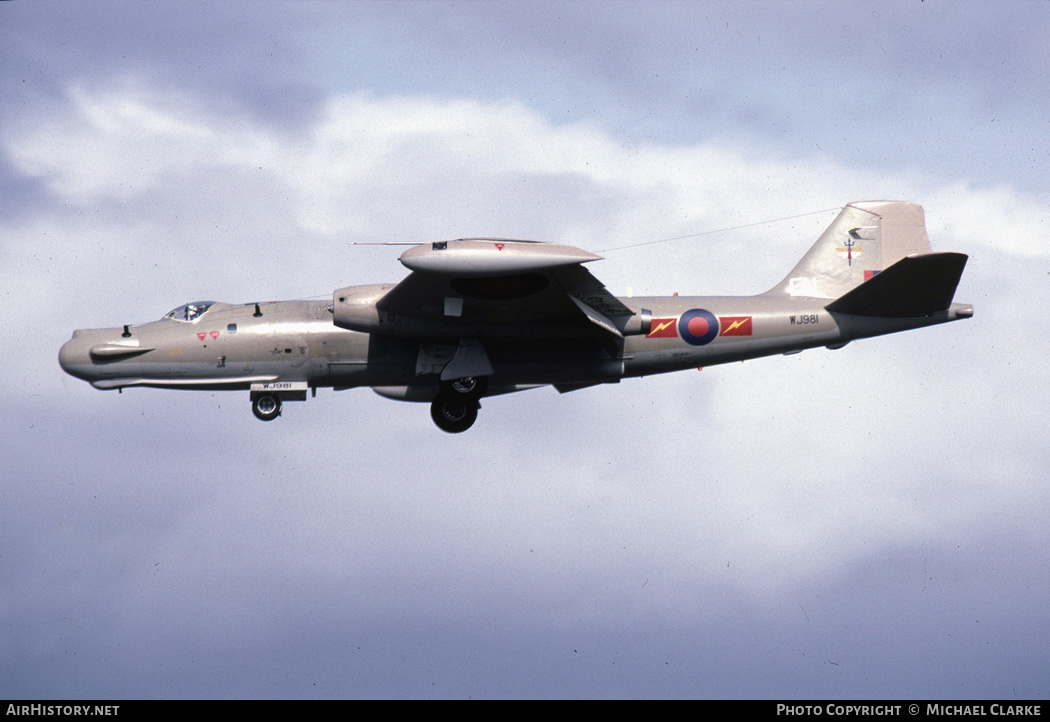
top-left (59, 292), bottom-right (972, 395)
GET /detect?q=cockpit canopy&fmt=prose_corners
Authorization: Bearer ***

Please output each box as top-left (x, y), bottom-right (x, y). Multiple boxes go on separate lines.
top-left (164, 301), bottom-right (217, 322)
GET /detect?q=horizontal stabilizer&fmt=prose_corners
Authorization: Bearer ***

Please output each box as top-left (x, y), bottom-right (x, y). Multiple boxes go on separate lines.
top-left (825, 252), bottom-right (968, 317)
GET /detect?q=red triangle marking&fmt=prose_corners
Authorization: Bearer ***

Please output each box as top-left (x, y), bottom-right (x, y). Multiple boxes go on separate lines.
top-left (197, 332), bottom-right (207, 341)
top-left (210, 331), bottom-right (219, 339)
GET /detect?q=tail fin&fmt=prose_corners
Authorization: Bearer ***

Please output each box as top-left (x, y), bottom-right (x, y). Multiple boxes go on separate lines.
top-left (768, 201), bottom-right (933, 299)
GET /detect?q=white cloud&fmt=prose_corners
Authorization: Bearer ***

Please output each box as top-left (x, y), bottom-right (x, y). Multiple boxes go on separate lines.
top-left (9, 83), bottom-right (278, 205)
top-left (929, 181), bottom-right (1050, 258)
top-left (10, 83), bottom-right (1048, 264)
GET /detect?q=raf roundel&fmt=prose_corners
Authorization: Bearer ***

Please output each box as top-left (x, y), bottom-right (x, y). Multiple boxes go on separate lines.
top-left (677, 308), bottom-right (720, 346)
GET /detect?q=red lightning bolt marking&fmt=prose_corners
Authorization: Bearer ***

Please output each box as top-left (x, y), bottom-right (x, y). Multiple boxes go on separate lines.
top-left (650, 319), bottom-right (675, 335)
top-left (724, 319), bottom-right (747, 333)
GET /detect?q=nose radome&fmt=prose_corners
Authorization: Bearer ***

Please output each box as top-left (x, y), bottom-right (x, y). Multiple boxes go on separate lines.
top-left (60, 328), bottom-right (156, 381)
top-left (59, 333), bottom-right (89, 376)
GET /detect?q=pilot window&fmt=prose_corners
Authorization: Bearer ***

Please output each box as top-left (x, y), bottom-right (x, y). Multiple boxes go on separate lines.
top-left (164, 302), bottom-right (217, 322)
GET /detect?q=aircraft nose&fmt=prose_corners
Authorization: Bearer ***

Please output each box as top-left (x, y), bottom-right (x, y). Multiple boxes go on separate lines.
top-left (58, 331), bottom-right (93, 379)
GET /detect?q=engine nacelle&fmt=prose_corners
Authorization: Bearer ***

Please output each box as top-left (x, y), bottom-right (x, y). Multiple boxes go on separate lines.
top-left (332, 284), bottom-right (394, 333)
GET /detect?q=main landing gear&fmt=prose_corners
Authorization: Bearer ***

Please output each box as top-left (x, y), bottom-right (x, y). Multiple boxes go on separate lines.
top-left (430, 376), bottom-right (487, 433)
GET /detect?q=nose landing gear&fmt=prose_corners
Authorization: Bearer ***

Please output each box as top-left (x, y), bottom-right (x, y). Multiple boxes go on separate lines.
top-left (249, 382), bottom-right (308, 421)
top-left (252, 393), bottom-right (282, 421)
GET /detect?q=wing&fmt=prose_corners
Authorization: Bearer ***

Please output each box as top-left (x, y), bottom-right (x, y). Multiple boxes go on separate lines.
top-left (371, 239), bottom-right (640, 340)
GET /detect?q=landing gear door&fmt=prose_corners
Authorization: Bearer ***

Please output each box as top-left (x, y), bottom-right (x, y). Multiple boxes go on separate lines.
top-left (250, 381), bottom-right (308, 402)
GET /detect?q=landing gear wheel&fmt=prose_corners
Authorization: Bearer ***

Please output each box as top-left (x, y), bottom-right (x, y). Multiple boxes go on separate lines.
top-left (442, 376), bottom-right (488, 399)
top-left (430, 391), bottom-right (479, 433)
top-left (252, 393), bottom-right (282, 421)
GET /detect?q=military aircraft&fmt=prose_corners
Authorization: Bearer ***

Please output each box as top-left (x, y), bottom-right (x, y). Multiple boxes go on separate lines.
top-left (59, 201), bottom-right (971, 432)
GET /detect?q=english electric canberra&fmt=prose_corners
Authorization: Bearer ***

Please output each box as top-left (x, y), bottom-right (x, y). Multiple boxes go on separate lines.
top-left (59, 201), bottom-right (972, 432)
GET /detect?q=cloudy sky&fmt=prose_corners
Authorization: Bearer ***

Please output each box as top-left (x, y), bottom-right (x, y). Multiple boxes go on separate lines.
top-left (2, 1), bottom-right (1048, 699)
